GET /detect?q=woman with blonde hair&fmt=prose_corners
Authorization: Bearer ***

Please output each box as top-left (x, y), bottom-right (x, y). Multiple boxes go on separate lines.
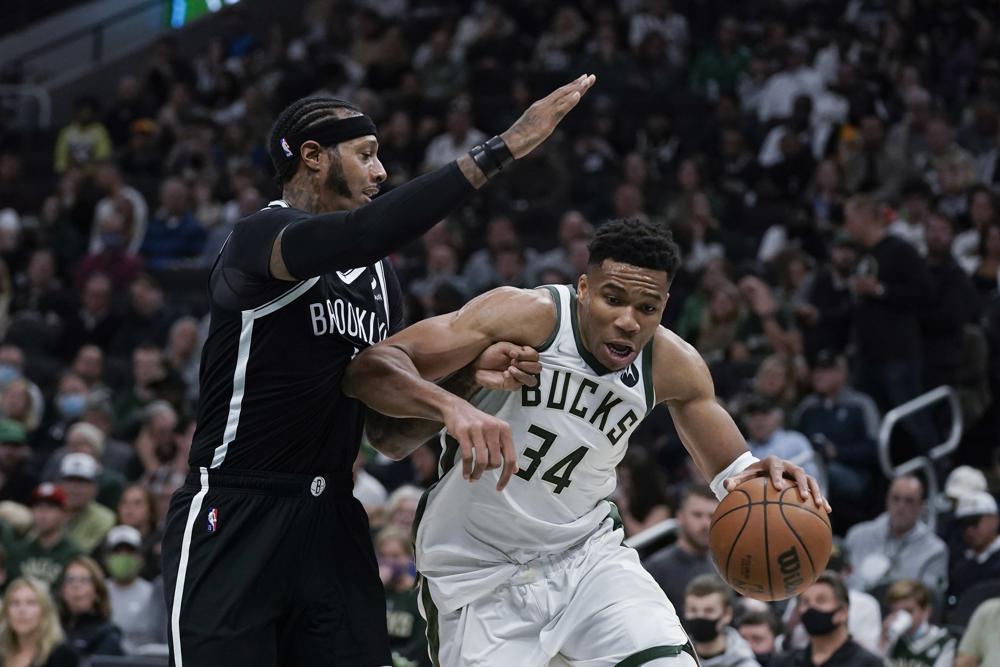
top-left (0, 576), bottom-right (78, 666)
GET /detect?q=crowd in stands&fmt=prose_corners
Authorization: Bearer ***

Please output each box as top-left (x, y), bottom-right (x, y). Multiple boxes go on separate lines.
top-left (1, 0), bottom-right (1000, 665)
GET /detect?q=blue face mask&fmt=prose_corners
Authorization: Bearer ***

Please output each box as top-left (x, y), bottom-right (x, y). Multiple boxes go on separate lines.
top-left (57, 394), bottom-right (87, 419)
top-left (100, 232), bottom-right (124, 250)
top-left (0, 364), bottom-right (20, 387)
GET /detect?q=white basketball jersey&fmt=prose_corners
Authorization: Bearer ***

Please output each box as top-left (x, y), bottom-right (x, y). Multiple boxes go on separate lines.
top-left (415, 284), bottom-right (655, 614)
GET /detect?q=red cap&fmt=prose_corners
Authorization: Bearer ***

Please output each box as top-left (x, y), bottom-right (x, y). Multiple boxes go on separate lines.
top-left (31, 482), bottom-right (68, 509)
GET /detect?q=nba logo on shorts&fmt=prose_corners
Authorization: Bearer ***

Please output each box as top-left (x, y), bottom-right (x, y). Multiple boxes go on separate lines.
top-left (620, 363), bottom-right (639, 388)
top-left (280, 137), bottom-right (293, 157)
top-left (207, 507), bottom-right (219, 534)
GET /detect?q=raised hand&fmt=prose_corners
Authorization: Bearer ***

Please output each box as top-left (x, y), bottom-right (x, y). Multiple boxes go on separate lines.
top-left (500, 74), bottom-right (597, 159)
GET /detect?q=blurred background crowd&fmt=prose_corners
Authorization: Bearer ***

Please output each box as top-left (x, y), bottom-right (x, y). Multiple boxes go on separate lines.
top-left (0, 0), bottom-right (1000, 665)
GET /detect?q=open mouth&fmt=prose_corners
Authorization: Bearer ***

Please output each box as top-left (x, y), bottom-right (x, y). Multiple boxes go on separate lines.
top-left (605, 342), bottom-right (634, 361)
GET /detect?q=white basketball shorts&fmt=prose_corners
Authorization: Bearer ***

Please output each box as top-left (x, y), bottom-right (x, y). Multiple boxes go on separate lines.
top-left (417, 523), bottom-right (698, 667)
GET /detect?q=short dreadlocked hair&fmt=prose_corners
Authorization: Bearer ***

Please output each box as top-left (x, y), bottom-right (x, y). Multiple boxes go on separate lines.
top-left (267, 96), bottom-right (362, 183)
top-left (587, 218), bottom-right (681, 279)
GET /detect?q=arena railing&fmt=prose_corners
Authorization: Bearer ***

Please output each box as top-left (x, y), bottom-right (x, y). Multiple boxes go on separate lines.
top-left (5, 0), bottom-right (164, 89)
top-left (0, 84), bottom-right (51, 129)
top-left (876, 385), bottom-right (963, 530)
top-left (623, 517), bottom-right (677, 558)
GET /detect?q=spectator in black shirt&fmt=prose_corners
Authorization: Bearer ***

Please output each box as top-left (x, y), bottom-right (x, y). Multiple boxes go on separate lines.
top-left (771, 572), bottom-right (882, 667)
top-left (797, 233), bottom-right (856, 361)
top-left (843, 194), bottom-right (935, 447)
top-left (0, 419), bottom-right (38, 505)
top-left (920, 212), bottom-right (981, 390)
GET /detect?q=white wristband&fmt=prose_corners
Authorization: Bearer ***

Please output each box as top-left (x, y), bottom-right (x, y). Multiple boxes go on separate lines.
top-left (709, 452), bottom-right (760, 501)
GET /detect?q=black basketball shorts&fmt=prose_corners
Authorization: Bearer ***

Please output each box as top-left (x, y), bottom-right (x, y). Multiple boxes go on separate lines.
top-left (162, 467), bottom-right (391, 667)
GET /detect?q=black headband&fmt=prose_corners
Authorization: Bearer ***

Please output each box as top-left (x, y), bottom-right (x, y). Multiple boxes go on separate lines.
top-left (279, 115), bottom-right (378, 160)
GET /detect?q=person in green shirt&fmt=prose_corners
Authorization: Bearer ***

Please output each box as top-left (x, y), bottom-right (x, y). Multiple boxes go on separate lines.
top-left (59, 453), bottom-right (115, 554)
top-left (879, 579), bottom-right (956, 667)
top-left (7, 483), bottom-right (82, 587)
top-left (377, 526), bottom-right (429, 667)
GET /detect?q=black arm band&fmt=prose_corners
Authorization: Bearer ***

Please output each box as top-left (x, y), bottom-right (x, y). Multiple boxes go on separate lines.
top-left (469, 135), bottom-right (515, 179)
top-left (280, 162), bottom-right (474, 277)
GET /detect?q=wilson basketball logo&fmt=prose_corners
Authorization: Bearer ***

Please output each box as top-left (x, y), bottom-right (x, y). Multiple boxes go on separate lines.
top-left (777, 546), bottom-right (804, 596)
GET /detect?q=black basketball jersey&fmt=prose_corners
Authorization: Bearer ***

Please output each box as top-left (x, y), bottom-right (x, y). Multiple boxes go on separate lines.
top-left (188, 200), bottom-right (404, 475)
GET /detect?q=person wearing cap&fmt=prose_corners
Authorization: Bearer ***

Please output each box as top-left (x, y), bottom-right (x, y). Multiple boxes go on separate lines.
top-left (845, 475), bottom-right (948, 594)
top-left (792, 350), bottom-right (880, 527)
top-left (946, 491), bottom-right (1000, 610)
top-left (940, 466), bottom-right (990, 558)
top-left (60, 452), bottom-right (115, 554)
top-left (161, 77), bottom-right (596, 667)
top-left (0, 418), bottom-right (39, 506)
top-left (41, 421), bottom-right (127, 510)
top-left (742, 394), bottom-right (823, 488)
top-left (104, 525), bottom-right (161, 653)
top-left (6, 483), bottom-right (82, 587)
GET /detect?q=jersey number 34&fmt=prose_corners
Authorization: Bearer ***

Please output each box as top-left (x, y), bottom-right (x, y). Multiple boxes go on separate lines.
top-left (514, 424), bottom-right (589, 494)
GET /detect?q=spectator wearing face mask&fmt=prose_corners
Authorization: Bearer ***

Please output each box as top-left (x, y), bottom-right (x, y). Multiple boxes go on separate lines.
top-left (104, 525), bottom-right (162, 653)
top-left (376, 526), bottom-right (429, 667)
top-left (683, 574), bottom-right (760, 667)
top-left (770, 572), bottom-right (882, 667)
top-left (75, 196), bottom-right (144, 291)
top-left (736, 609), bottom-right (780, 666)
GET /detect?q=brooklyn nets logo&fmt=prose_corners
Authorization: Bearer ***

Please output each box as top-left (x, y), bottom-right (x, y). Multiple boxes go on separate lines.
top-left (620, 363), bottom-right (639, 388)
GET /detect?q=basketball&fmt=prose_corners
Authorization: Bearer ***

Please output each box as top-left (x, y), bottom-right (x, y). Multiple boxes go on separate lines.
top-left (710, 477), bottom-right (832, 601)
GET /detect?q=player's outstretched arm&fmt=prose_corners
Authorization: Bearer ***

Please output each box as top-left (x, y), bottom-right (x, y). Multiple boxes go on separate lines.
top-left (270, 75), bottom-right (596, 281)
top-left (654, 328), bottom-right (830, 510)
top-left (343, 287), bottom-right (556, 490)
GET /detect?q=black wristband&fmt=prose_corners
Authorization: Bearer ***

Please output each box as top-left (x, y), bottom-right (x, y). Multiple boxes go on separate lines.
top-left (469, 135), bottom-right (514, 179)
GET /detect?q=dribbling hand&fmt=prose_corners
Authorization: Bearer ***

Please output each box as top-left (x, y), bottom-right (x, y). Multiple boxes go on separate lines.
top-left (722, 455), bottom-right (832, 513)
top-left (442, 399), bottom-right (519, 492)
top-left (500, 74), bottom-right (597, 160)
top-left (474, 343), bottom-right (542, 392)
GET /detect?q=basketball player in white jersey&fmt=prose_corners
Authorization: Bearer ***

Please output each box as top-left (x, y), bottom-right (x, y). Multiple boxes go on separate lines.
top-left (343, 218), bottom-right (830, 666)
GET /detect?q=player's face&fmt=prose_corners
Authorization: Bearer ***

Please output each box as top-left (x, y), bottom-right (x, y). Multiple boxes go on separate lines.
top-left (323, 136), bottom-right (386, 210)
top-left (577, 260), bottom-right (669, 371)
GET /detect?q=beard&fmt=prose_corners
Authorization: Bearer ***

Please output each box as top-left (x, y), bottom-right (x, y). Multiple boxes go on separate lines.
top-left (325, 147), bottom-right (354, 200)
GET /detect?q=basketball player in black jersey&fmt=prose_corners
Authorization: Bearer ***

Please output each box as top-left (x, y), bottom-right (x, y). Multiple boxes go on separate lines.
top-left (161, 74), bottom-right (596, 666)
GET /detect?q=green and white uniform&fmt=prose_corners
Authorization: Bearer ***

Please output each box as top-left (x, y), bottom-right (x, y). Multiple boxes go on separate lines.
top-left (415, 285), bottom-right (693, 667)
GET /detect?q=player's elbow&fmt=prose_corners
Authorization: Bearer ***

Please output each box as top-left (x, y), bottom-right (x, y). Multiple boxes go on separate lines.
top-left (364, 427), bottom-right (408, 461)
